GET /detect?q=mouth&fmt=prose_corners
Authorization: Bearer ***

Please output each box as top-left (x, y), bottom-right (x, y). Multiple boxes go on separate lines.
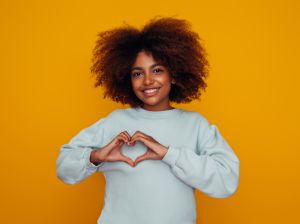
top-left (142, 87), bottom-right (160, 97)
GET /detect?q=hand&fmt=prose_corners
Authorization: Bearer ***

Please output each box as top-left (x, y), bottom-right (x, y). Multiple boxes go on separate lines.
top-left (129, 131), bottom-right (168, 167)
top-left (92, 131), bottom-right (135, 167)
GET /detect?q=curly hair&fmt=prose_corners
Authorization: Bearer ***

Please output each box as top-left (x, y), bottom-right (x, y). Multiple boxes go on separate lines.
top-left (90, 15), bottom-right (210, 108)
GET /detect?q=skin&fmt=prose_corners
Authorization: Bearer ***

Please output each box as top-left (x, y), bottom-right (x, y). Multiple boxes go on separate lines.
top-left (130, 50), bottom-right (176, 111)
top-left (91, 50), bottom-right (176, 167)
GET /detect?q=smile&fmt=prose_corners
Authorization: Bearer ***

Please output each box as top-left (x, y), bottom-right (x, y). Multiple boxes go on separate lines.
top-left (142, 88), bottom-right (160, 96)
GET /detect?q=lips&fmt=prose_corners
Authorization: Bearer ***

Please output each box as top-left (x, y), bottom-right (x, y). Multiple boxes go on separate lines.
top-left (142, 87), bottom-right (160, 96)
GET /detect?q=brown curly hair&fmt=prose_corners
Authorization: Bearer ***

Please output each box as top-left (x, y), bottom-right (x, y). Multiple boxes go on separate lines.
top-left (90, 15), bottom-right (210, 108)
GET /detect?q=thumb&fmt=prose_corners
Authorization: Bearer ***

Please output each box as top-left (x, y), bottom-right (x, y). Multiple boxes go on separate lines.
top-left (119, 154), bottom-right (135, 167)
top-left (99, 140), bottom-right (123, 158)
top-left (134, 153), bottom-right (148, 166)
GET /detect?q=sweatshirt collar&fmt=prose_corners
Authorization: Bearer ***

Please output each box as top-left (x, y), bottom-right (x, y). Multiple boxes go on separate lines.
top-left (132, 106), bottom-right (182, 119)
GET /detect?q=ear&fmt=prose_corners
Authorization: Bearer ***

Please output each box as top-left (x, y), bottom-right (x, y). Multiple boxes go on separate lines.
top-left (171, 76), bottom-right (176, 84)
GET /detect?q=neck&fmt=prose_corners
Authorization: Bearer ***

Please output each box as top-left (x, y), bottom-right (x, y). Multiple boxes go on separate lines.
top-left (142, 104), bottom-right (174, 111)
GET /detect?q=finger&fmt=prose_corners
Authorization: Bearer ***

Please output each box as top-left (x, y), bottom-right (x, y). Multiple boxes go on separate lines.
top-left (129, 135), bottom-right (139, 143)
top-left (131, 130), bottom-right (141, 136)
top-left (133, 130), bottom-right (152, 139)
top-left (131, 136), bottom-right (161, 155)
top-left (101, 136), bottom-right (124, 154)
top-left (131, 131), bottom-right (145, 140)
top-left (122, 131), bottom-right (132, 142)
top-left (130, 135), bottom-right (147, 145)
top-left (113, 135), bottom-right (128, 146)
top-left (131, 133), bottom-right (153, 144)
top-left (119, 131), bottom-right (130, 141)
top-left (111, 133), bottom-right (126, 144)
top-left (134, 153), bottom-right (149, 166)
top-left (118, 133), bottom-right (129, 142)
top-left (119, 154), bottom-right (135, 167)
top-left (121, 131), bottom-right (133, 146)
top-left (119, 132), bottom-right (135, 147)
top-left (128, 134), bottom-right (141, 145)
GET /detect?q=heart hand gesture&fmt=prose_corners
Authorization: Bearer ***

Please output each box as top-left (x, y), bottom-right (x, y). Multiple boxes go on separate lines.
top-left (90, 130), bottom-right (168, 167)
top-left (129, 131), bottom-right (168, 167)
top-left (91, 131), bottom-right (135, 167)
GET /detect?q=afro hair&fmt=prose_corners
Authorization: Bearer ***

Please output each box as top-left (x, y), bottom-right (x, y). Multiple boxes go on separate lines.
top-left (90, 15), bottom-right (210, 107)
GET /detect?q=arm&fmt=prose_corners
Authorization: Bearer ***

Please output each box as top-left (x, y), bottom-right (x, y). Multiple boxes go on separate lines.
top-left (56, 118), bottom-right (106, 185)
top-left (162, 117), bottom-right (240, 198)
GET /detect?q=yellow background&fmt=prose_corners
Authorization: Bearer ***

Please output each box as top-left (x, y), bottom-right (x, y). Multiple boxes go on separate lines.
top-left (1, 0), bottom-right (299, 223)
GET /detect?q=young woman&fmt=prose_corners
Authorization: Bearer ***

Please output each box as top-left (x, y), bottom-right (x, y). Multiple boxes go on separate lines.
top-left (56, 16), bottom-right (240, 224)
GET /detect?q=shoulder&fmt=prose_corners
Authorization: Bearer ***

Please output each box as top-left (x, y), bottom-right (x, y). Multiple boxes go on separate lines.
top-left (178, 108), bottom-right (206, 123)
top-left (175, 109), bottom-right (213, 138)
top-left (87, 109), bottom-right (125, 127)
top-left (105, 107), bottom-right (132, 118)
top-left (99, 108), bottom-right (134, 124)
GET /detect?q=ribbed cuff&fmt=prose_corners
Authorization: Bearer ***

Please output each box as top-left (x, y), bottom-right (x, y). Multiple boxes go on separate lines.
top-left (161, 146), bottom-right (180, 166)
top-left (84, 148), bottom-right (104, 169)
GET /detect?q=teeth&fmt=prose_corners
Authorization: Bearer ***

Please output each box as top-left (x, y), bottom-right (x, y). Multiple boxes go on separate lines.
top-left (144, 88), bottom-right (159, 93)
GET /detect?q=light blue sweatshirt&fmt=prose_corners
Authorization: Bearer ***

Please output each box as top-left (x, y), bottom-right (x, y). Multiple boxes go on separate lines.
top-left (56, 106), bottom-right (240, 224)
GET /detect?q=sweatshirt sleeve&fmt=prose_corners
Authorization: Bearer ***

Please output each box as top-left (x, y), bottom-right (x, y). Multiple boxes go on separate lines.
top-left (161, 116), bottom-right (240, 198)
top-left (56, 118), bottom-right (107, 185)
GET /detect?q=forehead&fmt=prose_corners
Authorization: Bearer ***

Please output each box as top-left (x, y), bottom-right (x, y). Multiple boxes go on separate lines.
top-left (131, 51), bottom-right (165, 67)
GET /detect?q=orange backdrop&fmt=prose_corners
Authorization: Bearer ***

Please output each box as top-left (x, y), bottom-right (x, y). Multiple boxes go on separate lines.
top-left (1, 0), bottom-right (299, 223)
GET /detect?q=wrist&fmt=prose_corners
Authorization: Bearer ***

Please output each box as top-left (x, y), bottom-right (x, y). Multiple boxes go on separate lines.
top-left (90, 150), bottom-right (102, 164)
top-left (160, 145), bottom-right (169, 159)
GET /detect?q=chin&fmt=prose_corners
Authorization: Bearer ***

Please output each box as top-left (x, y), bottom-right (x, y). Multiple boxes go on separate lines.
top-left (141, 97), bottom-right (161, 104)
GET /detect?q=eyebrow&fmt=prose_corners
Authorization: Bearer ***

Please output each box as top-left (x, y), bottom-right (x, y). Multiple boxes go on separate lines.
top-left (131, 63), bottom-right (164, 72)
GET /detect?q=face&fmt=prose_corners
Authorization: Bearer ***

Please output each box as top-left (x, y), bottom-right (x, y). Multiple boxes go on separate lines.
top-left (130, 50), bottom-right (176, 111)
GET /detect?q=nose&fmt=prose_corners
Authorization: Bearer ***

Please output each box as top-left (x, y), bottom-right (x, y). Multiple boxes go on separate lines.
top-left (143, 73), bottom-right (154, 85)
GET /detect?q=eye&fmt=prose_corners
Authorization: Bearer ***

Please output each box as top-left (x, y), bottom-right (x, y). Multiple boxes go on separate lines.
top-left (131, 72), bottom-right (142, 78)
top-left (153, 68), bottom-right (163, 74)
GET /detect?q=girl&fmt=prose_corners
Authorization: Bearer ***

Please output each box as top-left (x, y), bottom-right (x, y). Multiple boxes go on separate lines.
top-left (56, 16), bottom-right (240, 224)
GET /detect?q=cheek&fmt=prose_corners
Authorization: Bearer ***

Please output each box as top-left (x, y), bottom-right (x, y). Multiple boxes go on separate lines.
top-left (130, 78), bottom-right (136, 87)
top-left (158, 76), bottom-right (172, 86)
top-left (130, 79), bottom-right (140, 92)
top-left (158, 72), bottom-right (171, 82)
